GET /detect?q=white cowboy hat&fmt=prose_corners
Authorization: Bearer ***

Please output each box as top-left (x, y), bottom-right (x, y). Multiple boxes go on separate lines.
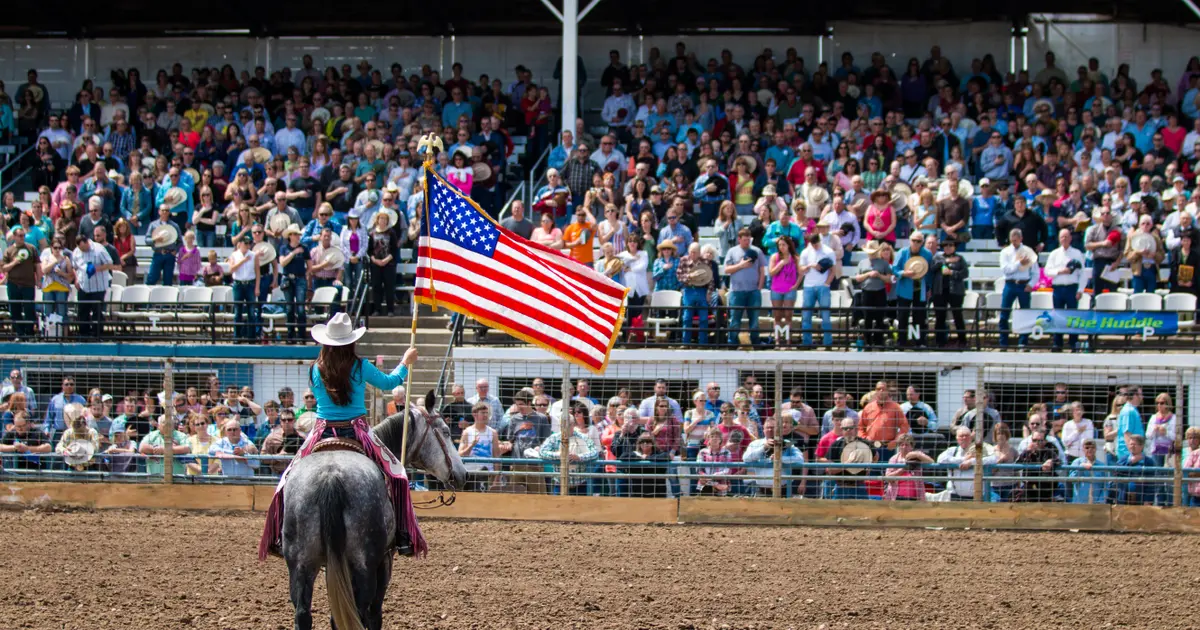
top-left (321, 246), bottom-right (346, 267)
top-left (269, 213), bottom-right (293, 234)
top-left (376, 208), bottom-right (399, 231)
top-left (311, 312), bottom-right (366, 346)
top-left (151, 223), bottom-right (179, 247)
top-left (62, 440), bottom-right (96, 468)
top-left (296, 411), bottom-right (317, 436)
top-left (252, 241), bottom-right (277, 264)
top-left (161, 187), bottom-right (189, 211)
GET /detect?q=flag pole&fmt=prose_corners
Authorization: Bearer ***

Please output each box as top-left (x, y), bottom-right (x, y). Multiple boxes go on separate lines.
top-left (398, 133), bottom-right (443, 469)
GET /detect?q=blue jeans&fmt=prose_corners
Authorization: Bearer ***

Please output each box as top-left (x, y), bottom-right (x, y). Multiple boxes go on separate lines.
top-left (196, 230), bottom-right (216, 248)
top-left (726, 289), bottom-right (761, 345)
top-left (1132, 266), bottom-right (1157, 293)
top-left (1051, 284), bottom-right (1079, 349)
top-left (998, 281), bottom-right (1030, 347)
top-left (681, 286), bottom-right (709, 344)
top-left (833, 481), bottom-right (869, 500)
top-left (281, 275), bottom-right (307, 339)
top-left (232, 280), bottom-right (257, 340)
top-left (147, 252), bottom-right (176, 286)
top-left (344, 260), bottom-right (364, 296)
top-left (801, 284), bottom-right (832, 346)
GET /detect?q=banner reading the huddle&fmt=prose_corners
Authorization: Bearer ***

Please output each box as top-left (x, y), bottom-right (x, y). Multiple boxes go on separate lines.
top-left (1013, 310), bottom-right (1179, 337)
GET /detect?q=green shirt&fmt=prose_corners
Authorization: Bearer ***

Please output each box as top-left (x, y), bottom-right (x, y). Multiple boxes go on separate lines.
top-left (139, 430), bottom-right (189, 475)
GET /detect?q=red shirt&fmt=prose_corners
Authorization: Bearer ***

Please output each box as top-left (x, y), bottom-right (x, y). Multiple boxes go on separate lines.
top-left (815, 431), bottom-right (840, 460)
top-left (785, 158), bottom-right (826, 188)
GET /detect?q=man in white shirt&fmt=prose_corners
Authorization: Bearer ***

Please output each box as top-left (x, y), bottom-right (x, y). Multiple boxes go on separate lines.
top-left (0, 370), bottom-right (36, 410)
top-left (937, 427), bottom-right (997, 500)
top-left (590, 134), bottom-right (627, 176)
top-left (227, 236), bottom-right (260, 341)
top-left (637, 379), bottom-right (683, 423)
top-left (600, 79), bottom-right (636, 136)
top-left (1044, 228), bottom-right (1086, 352)
top-left (898, 150), bottom-right (926, 183)
top-left (1183, 119), bottom-right (1200, 160)
top-left (466, 378), bottom-right (504, 430)
top-left (798, 233), bottom-right (837, 347)
top-left (998, 227), bottom-right (1039, 349)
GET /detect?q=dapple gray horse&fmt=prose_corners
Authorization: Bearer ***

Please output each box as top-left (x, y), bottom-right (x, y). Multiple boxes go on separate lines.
top-left (282, 392), bottom-right (467, 630)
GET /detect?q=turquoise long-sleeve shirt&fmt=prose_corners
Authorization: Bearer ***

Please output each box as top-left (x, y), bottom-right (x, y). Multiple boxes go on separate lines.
top-left (311, 358), bottom-right (408, 421)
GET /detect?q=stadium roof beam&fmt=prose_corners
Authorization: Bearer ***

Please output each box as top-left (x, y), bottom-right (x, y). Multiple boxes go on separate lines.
top-left (537, 0), bottom-right (606, 146)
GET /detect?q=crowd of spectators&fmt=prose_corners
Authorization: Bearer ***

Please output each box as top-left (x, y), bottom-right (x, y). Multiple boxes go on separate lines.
top-left (2, 44), bottom-right (1198, 347)
top-left (518, 44), bottom-right (1200, 349)
top-left (0, 53), bottom-right (545, 340)
top-left (0, 367), bottom-right (1191, 506)
top-left (418, 375), bottom-right (1191, 505)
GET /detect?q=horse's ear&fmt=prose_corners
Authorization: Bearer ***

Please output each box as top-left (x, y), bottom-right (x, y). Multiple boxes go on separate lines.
top-left (424, 390), bottom-right (437, 413)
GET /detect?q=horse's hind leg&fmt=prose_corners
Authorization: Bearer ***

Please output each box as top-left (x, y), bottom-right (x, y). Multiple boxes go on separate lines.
top-left (286, 560), bottom-right (317, 630)
top-left (368, 554), bottom-right (392, 630)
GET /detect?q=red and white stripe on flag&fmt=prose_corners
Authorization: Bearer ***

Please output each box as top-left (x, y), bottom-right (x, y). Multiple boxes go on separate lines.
top-left (414, 168), bottom-right (627, 373)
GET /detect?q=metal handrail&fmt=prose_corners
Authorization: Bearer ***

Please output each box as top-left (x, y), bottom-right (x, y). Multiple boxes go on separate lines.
top-left (0, 142), bottom-right (38, 194)
top-left (433, 314), bottom-right (464, 402)
top-left (525, 144), bottom-right (552, 205)
top-left (0, 141), bottom-right (36, 176)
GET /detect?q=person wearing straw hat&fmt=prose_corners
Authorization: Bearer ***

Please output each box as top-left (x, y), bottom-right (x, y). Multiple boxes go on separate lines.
top-left (998, 227), bottom-right (1040, 350)
top-left (227, 235), bottom-right (261, 340)
top-left (55, 402), bottom-right (99, 471)
top-left (309, 227), bottom-right (345, 315)
top-left (153, 167), bottom-right (194, 232)
top-left (892, 231), bottom-right (933, 347)
top-left (145, 205), bottom-right (181, 286)
top-left (278, 225), bottom-right (310, 340)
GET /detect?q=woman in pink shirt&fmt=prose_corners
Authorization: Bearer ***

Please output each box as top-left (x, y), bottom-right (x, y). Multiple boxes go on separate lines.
top-left (177, 230), bottom-right (202, 285)
top-left (445, 150), bottom-right (473, 193)
top-left (885, 434), bottom-right (933, 501)
top-left (864, 188), bottom-right (896, 244)
top-left (530, 212), bottom-right (564, 249)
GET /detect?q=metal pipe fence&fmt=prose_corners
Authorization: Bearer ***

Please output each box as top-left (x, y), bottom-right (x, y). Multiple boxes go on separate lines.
top-left (457, 303), bottom-right (1200, 353)
top-left (3, 454), bottom-right (1195, 507)
top-left (1, 353), bottom-right (1194, 513)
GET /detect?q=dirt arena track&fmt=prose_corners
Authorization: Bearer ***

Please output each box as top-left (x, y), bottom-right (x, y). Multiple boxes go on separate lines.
top-left (0, 508), bottom-right (1195, 630)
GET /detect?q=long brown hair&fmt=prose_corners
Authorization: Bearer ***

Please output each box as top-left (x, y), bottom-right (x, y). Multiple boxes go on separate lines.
top-left (314, 344), bottom-right (361, 406)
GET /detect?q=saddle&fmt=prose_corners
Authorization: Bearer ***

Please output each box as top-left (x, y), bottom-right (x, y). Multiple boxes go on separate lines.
top-left (311, 436), bottom-right (367, 456)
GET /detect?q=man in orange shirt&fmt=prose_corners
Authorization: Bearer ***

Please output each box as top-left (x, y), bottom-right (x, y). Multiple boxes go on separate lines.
top-left (859, 380), bottom-right (909, 460)
top-left (562, 205), bottom-right (596, 264)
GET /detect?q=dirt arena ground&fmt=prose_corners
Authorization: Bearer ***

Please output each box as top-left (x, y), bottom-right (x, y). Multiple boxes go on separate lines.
top-left (0, 508), bottom-right (1195, 630)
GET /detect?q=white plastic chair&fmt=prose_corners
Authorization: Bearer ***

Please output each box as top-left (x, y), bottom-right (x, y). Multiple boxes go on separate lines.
top-left (1165, 293), bottom-right (1198, 328)
top-left (1128, 293), bottom-right (1162, 312)
top-left (110, 270), bottom-right (128, 287)
top-left (114, 285), bottom-right (151, 320)
top-left (645, 290), bottom-right (682, 338)
top-left (309, 286), bottom-right (341, 321)
top-left (1093, 293), bottom-right (1128, 311)
top-left (176, 286), bottom-right (214, 322)
top-left (144, 286), bottom-right (180, 323)
top-left (1030, 292), bottom-right (1054, 310)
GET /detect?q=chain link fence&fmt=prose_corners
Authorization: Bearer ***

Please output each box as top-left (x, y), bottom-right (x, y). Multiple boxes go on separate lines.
top-left (2, 351), bottom-right (1195, 509)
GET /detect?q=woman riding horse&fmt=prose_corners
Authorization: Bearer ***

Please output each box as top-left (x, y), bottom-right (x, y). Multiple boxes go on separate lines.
top-left (260, 311), bottom-right (419, 558)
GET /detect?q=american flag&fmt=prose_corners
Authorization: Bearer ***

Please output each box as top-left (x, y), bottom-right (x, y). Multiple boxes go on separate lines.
top-left (414, 167), bottom-right (628, 373)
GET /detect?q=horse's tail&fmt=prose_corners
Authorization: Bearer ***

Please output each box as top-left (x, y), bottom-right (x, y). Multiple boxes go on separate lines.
top-left (318, 477), bottom-right (364, 630)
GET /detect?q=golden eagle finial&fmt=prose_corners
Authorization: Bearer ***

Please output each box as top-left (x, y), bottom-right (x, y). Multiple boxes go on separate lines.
top-left (417, 133), bottom-right (444, 165)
